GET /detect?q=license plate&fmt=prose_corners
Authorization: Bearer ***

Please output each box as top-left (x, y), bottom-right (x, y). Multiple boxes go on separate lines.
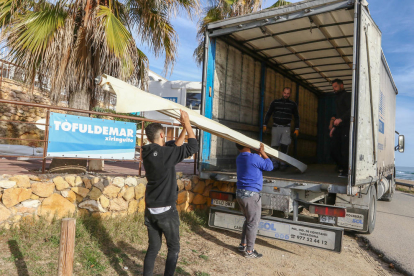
top-left (212, 199), bottom-right (235, 208)
top-left (320, 215), bottom-right (336, 224)
top-left (337, 212), bottom-right (364, 229)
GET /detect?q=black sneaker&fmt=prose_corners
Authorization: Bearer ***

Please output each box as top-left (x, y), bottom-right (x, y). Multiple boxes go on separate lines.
top-left (244, 249), bottom-right (263, 258)
top-left (237, 244), bottom-right (246, 252)
top-left (338, 172), bottom-right (348, 178)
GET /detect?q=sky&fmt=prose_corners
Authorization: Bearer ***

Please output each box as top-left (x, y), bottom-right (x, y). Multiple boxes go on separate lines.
top-left (136, 0), bottom-right (414, 167)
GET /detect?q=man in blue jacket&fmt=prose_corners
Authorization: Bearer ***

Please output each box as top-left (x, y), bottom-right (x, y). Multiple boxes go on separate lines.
top-left (235, 143), bottom-right (273, 258)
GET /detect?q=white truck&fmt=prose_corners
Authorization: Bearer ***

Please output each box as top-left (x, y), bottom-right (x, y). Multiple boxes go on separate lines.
top-left (199, 0), bottom-right (404, 252)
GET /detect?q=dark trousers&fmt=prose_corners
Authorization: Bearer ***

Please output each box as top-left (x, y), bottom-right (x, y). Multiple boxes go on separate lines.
top-left (143, 207), bottom-right (180, 276)
top-left (330, 125), bottom-right (350, 171)
top-left (237, 193), bottom-right (261, 252)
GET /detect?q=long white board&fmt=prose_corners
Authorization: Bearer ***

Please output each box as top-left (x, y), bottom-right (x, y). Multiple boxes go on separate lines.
top-left (96, 74), bottom-right (307, 172)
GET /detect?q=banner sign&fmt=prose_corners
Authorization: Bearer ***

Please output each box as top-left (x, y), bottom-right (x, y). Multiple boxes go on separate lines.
top-left (47, 113), bottom-right (137, 159)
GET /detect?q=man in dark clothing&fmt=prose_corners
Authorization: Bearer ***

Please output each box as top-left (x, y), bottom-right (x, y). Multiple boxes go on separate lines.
top-left (263, 87), bottom-right (300, 170)
top-left (329, 79), bottom-right (352, 178)
top-left (235, 143), bottom-right (273, 258)
top-left (142, 110), bottom-right (198, 276)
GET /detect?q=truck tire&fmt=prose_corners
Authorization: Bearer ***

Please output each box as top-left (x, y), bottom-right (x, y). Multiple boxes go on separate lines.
top-left (367, 186), bottom-right (377, 234)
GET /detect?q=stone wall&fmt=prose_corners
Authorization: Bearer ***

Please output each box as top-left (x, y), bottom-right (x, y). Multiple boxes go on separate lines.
top-left (0, 172), bottom-right (236, 229)
top-left (0, 78), bottom-right (67, 146)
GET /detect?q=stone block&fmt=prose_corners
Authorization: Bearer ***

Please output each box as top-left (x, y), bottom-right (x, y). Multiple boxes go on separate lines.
top-left (9, 175), bottom-right (30, 188)
top-left (109, 198), bottom-right (128, 211)
top-left (203, 185), bottom-right (212, 197)
top-left (188, 191), bottom-right (195, 204)
top-left (2, 188), bottom-right (32, 208)
top-left (38, 194), bottom-right (76, 220)
top-left (192, 175), bottom-right (199, 185)
top-left (134, 183), bottom-right (146, 199)
top-left (183, 179), bottom-right (192, 191)
top-left (125, 177), bottom-right (137, 187)
top-left (177, 179), bottom-right (184, 191)
top-left (21, 199), bottom-right (40, 208)
top-left (71, 187), bottom-right (90, 198)
top-left (99, 195), bottom-right (110, 209)
top-left (61, 190), bottom-right (76, 203)
top-left (112, 177), bottom-right (125, 188)
top-left (83, 177), bottom-right (92, 189)
top-left (79, 200), bottom-right (106, 213)
top-left (88, 187), bottom-right (102, 201)
top-left (0, 180), bottom-right (16, 189)
top-left (177, 191), bottom-right (189, 205)
top-left (193, 181), bottom-right (206, 194)
top-left (123, 187), bottom-right (135, 201)
top-left (103, 185), bottom-right (121, 199)
top-left (0, 204), bottom-right (11, 222)
top-left (192, 194), bottom-right (207, 205)
top-left (127, 200), bottom-right (139, 215)
top-left (32, 182), bottom-right (55, 198)
top-left (53, 176), bottom-right (70, 191)
top-left (138, 199), bottom-right (145, 213)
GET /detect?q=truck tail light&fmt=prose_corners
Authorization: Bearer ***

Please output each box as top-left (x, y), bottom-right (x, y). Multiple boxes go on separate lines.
top-left (309, 205), bottom-right (346, 217)
top-left (209, 191), bottom-right (234, 201)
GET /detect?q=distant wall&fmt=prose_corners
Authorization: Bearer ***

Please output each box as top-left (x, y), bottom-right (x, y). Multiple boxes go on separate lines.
top-left (0, 79), bottom-right (67, 147)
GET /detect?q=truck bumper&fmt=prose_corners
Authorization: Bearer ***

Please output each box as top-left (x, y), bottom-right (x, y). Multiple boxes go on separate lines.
top-left (209, 207), bottom-right (344, 253)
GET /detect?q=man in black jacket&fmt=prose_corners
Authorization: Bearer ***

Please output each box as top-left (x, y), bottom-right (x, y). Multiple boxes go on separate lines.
top-left (329, 79), bottom-right (352, 178)
top-left (142, 110), bottom-right (198, 276)
top-left (263, 87), bottom-right (299, 170)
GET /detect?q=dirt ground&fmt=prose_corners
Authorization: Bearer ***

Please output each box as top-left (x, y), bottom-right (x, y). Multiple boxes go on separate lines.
top-left (0, 207), bottom-right (404, 276)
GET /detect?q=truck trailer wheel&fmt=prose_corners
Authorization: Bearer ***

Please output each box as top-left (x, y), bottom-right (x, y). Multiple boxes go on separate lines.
top-left (380, 180), bottom-right (395, 202)
top-left (367, 186), bottom-right (377, 234)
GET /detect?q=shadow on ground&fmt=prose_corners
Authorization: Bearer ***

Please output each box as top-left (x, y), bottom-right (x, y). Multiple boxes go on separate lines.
top-left (8, 240), bottom-right (29, 276)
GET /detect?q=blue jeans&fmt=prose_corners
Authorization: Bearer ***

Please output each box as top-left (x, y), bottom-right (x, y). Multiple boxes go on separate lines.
top-left (143, 207), bottom-right (180, 276)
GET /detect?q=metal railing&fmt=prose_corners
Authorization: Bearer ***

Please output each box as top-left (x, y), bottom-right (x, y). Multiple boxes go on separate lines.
top-left (0, 98), bottom-right (199, 176)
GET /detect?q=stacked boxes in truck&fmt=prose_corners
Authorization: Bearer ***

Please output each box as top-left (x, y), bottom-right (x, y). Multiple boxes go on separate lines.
top-left (200, 0), bottom-right (403, 252)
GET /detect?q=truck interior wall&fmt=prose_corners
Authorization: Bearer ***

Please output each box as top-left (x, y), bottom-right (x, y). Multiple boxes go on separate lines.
top-left (210, 39), bottom-right (261, 168)
top-left (317, 94), bottom-right (336, 163)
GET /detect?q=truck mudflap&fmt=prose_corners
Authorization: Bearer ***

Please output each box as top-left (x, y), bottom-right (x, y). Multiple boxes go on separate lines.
top-left (209, 207), bottom-right (344, 253)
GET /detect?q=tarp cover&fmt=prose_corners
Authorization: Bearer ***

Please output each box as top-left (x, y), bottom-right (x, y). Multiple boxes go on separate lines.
top-left (97, 74), bottom-right (307, 172)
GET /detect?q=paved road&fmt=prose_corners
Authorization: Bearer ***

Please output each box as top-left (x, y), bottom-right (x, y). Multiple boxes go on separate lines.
top-left (359, 191), bottom-right (414, 275)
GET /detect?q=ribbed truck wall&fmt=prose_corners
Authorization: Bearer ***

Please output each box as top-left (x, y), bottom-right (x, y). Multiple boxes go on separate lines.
top-left (262, 68), bottom-right (318, 162)
top-left (211, 39), bottom-right (319, 166)
top-left (210, 39), bottom-right (261, 164)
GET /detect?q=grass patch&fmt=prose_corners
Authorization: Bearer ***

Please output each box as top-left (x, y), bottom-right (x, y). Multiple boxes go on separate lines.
top-left (175, 266), bottom-right (191, 275)
top-left (199, 254), bottom-right (209, 261)
top-left (0, 210), bottom-right (211, 276)
top-left (396, 185), bottom-right (414, 194)
top-left (195, 272), bottom-right (211, 276)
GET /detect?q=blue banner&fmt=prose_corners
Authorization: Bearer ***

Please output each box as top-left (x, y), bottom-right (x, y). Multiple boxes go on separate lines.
top-left (47, 113), bottom-right (137, 159)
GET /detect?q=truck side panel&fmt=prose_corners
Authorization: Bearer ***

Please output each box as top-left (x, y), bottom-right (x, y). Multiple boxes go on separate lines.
top-left (377, 54), bottom-right (397, 177)
top-left (354, 8), bottom-right (382, 184)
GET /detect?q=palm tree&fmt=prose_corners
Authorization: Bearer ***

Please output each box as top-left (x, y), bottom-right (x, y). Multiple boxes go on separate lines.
top-left (194, 0), bottom-right (291, 65)
top-left (0, 0), bottom-right (199, 110)
top-left (269, 0), bottom-right (291, 8)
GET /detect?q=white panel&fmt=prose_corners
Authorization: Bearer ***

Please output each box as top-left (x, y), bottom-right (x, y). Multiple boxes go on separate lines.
top-left (355, 9), bottom-right (382, 182)
top-left (249, 37), bottom-right (282, 49)
top-left (273, 55), bottom-right (301, 63)
top-left (377, 59), bottom-right (396, 176)
top-left (278, 29), bottom-right (326, 45)
top-left (290, 41), bottom-right (332, 52)
top-left (310, 57), bottom-right (344, 65)
top-left (262, 48), bottom-right (291, 57)
top-left (265, 17), bottom-right (311, 33)
top-left (233, 28), bottom-right (263, 41)
top-left (300, 49), bottom-right (339, 59)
